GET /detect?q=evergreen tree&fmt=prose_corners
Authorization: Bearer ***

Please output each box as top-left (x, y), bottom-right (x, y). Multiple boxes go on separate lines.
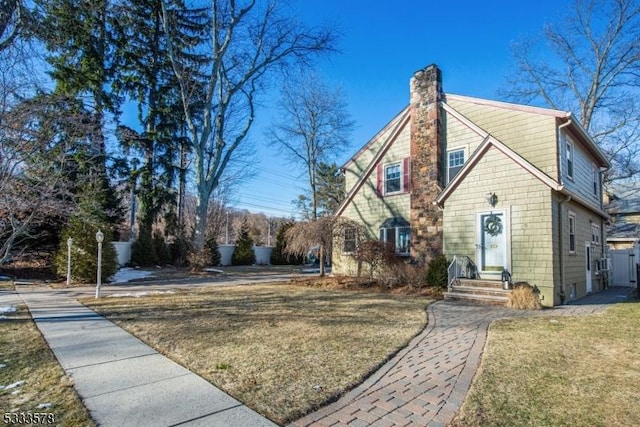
top-left (54, 183), bottom-right (118, 283)
top-left (315, 162), bottom-right (345, 216)
top-left (271, 221), bottom-right (304, 265)
top-left (40, 0), bottom-right (123, 226)
top-left (232, 218), bottom-right (255, 266)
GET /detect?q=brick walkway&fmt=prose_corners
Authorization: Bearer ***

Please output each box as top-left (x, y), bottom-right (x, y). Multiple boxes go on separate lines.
top-left (290, 287), bottom-right (635, 427)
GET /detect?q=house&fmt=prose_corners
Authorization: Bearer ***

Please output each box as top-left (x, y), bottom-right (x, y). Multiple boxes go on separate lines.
top-left (332, 64), bottom-right (610, 307)
top-left (606, 195), bottom-right (640, 250)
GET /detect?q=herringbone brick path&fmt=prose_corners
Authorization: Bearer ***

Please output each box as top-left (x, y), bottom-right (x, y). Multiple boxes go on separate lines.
top-left (290, 287), bottom-right (635, 427)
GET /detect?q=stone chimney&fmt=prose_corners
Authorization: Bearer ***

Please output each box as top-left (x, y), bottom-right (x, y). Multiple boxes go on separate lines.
top-left (410, 64), bottom-right (444, 264)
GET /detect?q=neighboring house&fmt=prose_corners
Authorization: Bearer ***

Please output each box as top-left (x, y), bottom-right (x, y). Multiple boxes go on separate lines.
top-left (606, 196), bottom-right (640, 250)
top-left (333, 64), bottom-right (610, 307)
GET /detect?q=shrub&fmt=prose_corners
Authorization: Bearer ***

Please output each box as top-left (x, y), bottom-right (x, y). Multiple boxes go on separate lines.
top-left (425, 254), bottom-right (449, 289)
top-left (384, 261), bottom-right (427, 288)
top-left (507, 283), bottom-right (542, 310)
top-left (205, 236), bottom-right (221, 266)
top-left (187, 248), bottom-right (212, 272)
top-left (131, 230), bottom-right (156, 267)
top-left (232, 218), bottom-right (255, 266)
top-left (54, 218), bottom-right (118, 283)
top-left (352, 240), bottom-right (397, 278)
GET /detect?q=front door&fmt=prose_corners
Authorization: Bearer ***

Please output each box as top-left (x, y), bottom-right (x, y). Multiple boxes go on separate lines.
top-left (477, 211), bottom-right (507, 279)
top-left (585, 242), bottom-right (592, 293)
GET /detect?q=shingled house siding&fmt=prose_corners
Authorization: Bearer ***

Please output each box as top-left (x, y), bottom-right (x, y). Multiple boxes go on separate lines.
top-left (446, 98), bottom-right (559, 178)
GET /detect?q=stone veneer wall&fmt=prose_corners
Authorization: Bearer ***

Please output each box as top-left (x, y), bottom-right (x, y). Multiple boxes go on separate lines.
top-left (410, 64), bottom-right (444, 264)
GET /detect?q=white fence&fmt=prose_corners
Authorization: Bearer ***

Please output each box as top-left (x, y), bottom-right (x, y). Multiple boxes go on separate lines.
top-left (610, 246), bottom-right (639, 287)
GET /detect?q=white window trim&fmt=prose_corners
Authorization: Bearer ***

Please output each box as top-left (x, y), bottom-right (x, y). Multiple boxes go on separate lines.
top-left (447, 148), bottom-right (466, 183)
top-left (384, 162), bottom-right (403, 195)
top-left (342, 228), bottom-right (357, 254)
top-left (566, 137), bottom-right (574, 181)
top-left (379, 226), bottom-right (411, 256)
top-left (568, 211), bottom-right (576, 254)
top-left (591, 223), bottom-right (600, 246)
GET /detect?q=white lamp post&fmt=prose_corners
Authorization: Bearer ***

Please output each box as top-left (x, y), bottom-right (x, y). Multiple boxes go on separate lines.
top-left (66, 237), bottom-right (73, 286)
top-left (95, 230), bottom-right (104, 299)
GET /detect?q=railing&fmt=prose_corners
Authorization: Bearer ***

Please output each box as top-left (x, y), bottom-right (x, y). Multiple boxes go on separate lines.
top-left (447, 255), bottom-right (477, 292)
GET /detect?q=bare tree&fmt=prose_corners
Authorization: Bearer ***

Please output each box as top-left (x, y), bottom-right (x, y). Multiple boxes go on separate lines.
top-left (503, 0), bottom-right (640, 189)
top-left (267, 73), bottom-right (354, 220)
top-left (160, 0), bottom-right (335, 253)
top-left (284, 216), bottom-right (362, 276)
top-left (0, 94), bottom-right (91, 264)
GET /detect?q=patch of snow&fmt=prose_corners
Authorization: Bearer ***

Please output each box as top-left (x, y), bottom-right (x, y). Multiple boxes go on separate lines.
top-left (203, 268), bottom-right (224, 273)
top-left (37, 403), bottom-right (52, 409)
top-left (0, 380), bottom-right (25, 390)
top-left (0, 306), bottom-right (16, 314)
top-left (11, 390), bottom-right (20, 395)
top-left (0, 316), bottom-right (8, 320)
top-left (0, 363), bottom-right (6, 369)
top-left (108, 290), bottom-right (175, 298)
top-left (110, 268), bottom-right (154, 284)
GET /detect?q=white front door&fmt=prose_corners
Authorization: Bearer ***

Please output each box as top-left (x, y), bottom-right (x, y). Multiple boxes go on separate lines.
top-left (585, 242), bottom-right (593, 293)
top-left (477, 211), bottom-right (507, 279)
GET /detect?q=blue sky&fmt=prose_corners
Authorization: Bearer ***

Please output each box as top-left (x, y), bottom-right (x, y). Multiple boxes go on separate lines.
top-left (232, 0), bottom-right (573, 217)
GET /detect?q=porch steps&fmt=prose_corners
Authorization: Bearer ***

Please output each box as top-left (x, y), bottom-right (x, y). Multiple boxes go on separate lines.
top-left (444, 279), bottom-right (510, 305)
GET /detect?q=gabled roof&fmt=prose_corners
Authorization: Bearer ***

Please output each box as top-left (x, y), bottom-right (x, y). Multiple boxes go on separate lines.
top-left (335, 109), bottom-right (411, 217)
top-left (445, 93), bottom-right (609, 168)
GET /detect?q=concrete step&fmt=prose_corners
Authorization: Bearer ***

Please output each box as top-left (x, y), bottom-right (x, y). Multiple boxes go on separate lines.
top-left (444, 290), bottom-right (509, 306)
top-left (450, 285), bottom-right (511, 298)
top-left (455, 278), bottom-right (507, 290)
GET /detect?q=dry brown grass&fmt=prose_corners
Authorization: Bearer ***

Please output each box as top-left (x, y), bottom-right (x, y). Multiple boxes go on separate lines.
top-left (0, 307), bottom-right (94, 426)
top-left (506, 283), bottom-right (542, 310)
top-left (452, 300), bottom-right (640, 426)
top-left (83, 284), bottom-right (431, 424)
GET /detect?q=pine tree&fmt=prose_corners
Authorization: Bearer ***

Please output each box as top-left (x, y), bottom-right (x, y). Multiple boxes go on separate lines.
top-left (232, 218), bottom-right (255, 266)
top-left (54, 183), bottom-right (118, 283)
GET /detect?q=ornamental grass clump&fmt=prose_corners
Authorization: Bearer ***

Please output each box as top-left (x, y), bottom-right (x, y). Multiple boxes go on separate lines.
top-left (507, 283), bottom-right (542, 310)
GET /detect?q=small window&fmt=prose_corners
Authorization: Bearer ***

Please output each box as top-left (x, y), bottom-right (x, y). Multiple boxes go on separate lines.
top-left (343, 228), bottom-right (357, 253)
top-left (592, 166), bottom-right (598, 196)
top-left (448, 149), bottom-right (465, 183)
top-left (568, 212), bottom-right (576, 253)
top-left (591, 223), bottom-right (600, 246)
top-left (384, 163), bottom-right (401, 194)
top-left (566, 139), bottom-right (574, 179)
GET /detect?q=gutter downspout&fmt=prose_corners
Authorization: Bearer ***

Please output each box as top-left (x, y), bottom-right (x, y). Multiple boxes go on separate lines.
top-left (557, 118), bottom-right (573, 305)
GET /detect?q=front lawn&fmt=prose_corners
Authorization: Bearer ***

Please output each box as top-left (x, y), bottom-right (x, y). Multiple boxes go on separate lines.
top-left (84, 284), bottom-right (431, 424)
top-left (0, 306), bottom-right (94, 427)
top-left (453, 300), bottom-right (640, 426)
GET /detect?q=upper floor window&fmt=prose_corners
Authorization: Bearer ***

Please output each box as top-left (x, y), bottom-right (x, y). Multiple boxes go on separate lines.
top-left (566, 138), bottom-right (574, 179)
top-left (568, 212), bottom-right (576, 253)
top-left (592, 165), bottom-right (598, 196)
top-left (385, 163), bottom-right (401, 194)
top-left (447, 149), bottom-right (465, 183)
top-left (377, 158), bottom-right (410, 196)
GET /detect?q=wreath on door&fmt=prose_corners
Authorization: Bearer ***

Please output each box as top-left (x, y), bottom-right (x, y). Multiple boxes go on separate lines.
top-left (484, 214), bottom-right (503, 236)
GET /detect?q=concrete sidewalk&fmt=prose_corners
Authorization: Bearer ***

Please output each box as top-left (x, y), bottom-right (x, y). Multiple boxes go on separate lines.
top-left (15, 286), bottom-right (276, 427)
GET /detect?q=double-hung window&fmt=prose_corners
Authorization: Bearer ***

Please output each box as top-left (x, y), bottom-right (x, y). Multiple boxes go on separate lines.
top-left (591, 223), bottom-right (600, 246)
top-left (568, 212), bottom-right (576, 253)
top-left (384, 163), bottom-right (401, 194)
top-left (343, 227), bottom-right (357, 253)
top-left (566, 138), bottom-right (574, 179)
top-left (447, 149), bottom-right (465, 183)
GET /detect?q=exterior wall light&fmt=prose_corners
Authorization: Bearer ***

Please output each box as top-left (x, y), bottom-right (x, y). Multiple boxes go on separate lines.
top-left (486, 192), bottom-right (498, 208)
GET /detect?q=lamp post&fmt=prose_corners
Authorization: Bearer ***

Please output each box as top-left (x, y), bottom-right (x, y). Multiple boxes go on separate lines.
top-left (66, 237), bottom-right (73, 286)
top-left (95, 230), bottom-right (104, 299)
